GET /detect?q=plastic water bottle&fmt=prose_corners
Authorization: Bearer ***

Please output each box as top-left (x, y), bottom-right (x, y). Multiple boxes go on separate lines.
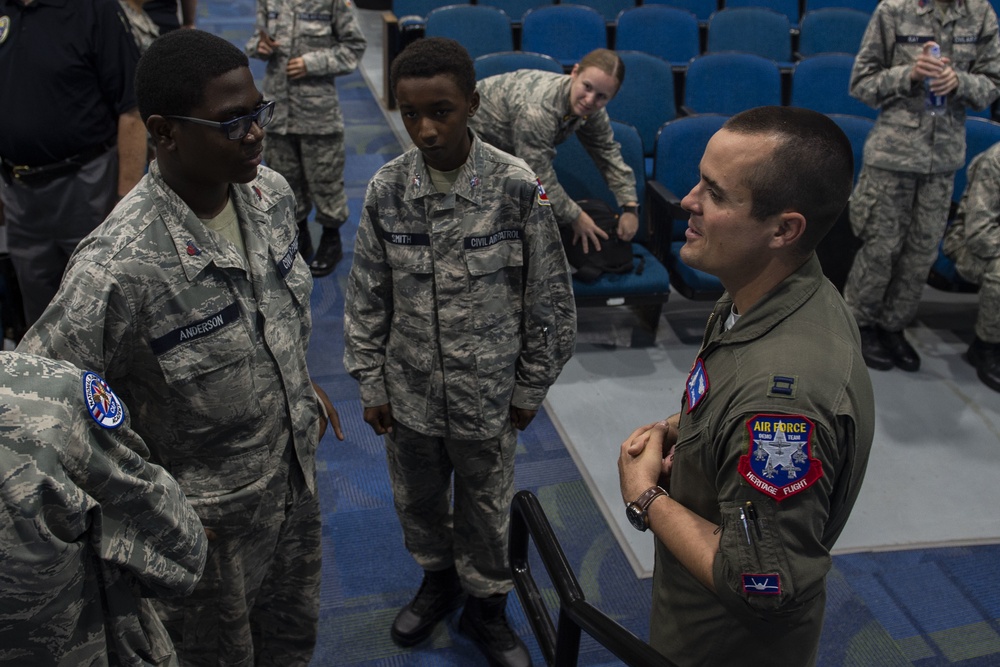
top-left (926, 43), bottom-right (947, 114)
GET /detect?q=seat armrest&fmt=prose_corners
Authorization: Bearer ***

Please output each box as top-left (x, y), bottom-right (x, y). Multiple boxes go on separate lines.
top-left (647, 180), bottom-right (689, 222)
top-left (381, 12), bottom-right (400, 109)
top-left (646, 180), bottom-right (689, 262)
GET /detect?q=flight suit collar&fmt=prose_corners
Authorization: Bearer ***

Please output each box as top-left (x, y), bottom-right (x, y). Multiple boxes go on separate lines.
top-left (711, 255), bottom-right (825, 347)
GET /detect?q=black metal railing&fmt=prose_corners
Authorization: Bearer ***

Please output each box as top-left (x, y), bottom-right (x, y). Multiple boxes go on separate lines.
top-left (508, 490), bottom-right (677, 667)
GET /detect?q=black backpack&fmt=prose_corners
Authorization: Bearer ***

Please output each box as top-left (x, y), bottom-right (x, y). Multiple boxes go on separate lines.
top-left (560, 199), bottom-right (643, 283)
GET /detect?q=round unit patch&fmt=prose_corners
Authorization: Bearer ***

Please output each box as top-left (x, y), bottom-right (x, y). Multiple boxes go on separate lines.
top-left (82, 371), bottom-right (125, 429)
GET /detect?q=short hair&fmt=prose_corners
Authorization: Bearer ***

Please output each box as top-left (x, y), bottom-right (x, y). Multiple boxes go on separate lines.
top-left (390, 37), bottom-right (476, 98)
top-left (577, 48), bottom-right (625, 91)
top-left (135, 29), bottom-right (249, 121)
top-left (723, 106), bottom-right (854, 252)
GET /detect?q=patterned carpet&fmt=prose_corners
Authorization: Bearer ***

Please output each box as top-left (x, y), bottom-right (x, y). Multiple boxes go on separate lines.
top-left (197, 2), bottom-right (1000, 664)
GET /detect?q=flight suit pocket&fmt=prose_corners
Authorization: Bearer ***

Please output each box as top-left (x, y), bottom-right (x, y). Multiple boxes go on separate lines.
top-left (719, 500), bottom-right (791, 612)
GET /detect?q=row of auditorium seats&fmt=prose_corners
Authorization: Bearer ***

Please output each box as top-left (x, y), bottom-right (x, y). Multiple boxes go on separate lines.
top-left (503, 37), bottom-right (1000, 315)
top-left (405, 4), bottom-right (871, 66)
top-left (394, 0), bottom-right (878, 25)
top-left (472, 50), bottom-right (871, 172)
top-left (379, 1), bottom-right (1000, 335)
top-left (563, 112), bottom-right (1000, 328)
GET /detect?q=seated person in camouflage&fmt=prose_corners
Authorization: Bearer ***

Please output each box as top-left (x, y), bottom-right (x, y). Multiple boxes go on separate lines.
top-left (943, 140), bottom-right (1000, 392)
top-left (0, 352), bottom-right (206, 666)
top-left (17, 30), bottom-right (343, 666)
top-left (470, 48), bottom-right (640, 254)
top-left (343, 38), bottom-right (576, 667)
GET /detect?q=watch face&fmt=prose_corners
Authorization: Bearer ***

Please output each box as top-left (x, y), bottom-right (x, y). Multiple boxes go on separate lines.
top-left (626, 504), bottom-right (647, 531)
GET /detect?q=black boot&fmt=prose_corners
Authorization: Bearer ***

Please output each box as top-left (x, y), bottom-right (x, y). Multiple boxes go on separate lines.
top-left (858, 326), bottom-right (893, 371)
top-left (878, 327), bottom-right (920, 372)
top-left (459, 593), bottom-right (532, 667)
top-left (309, 227), bottom-right (343, 278)
top-left (297, 221), bottom-right (313, 262)
top-left (967, 337), bottom-right (1000, 393)
top-left (391, 566), bottom-right (466, 647)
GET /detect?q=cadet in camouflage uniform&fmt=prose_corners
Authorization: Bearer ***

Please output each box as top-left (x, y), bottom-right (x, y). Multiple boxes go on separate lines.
top-left (343, 38), bottom-right (575, 667)
top-left (618, 108), bottom-right (874, 666)
top-left (470, 49), bottom-right (640, 254)
top-left (248, 0), bottom-right (366, 277)
top-left (17, 31), bottom-right (343, 667)
top-left (843, 0), bottom-right (1000, 372)
top-left (0, 352), bottom-right (206, 667)
top-left (943, 140), bottom-right (1000, 391)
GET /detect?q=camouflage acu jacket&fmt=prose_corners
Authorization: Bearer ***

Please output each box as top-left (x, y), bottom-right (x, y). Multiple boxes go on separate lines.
top-left (343, 135), bottom-right (577, 439)
top-left (470, 70), bottom-right (638, 226)
top-left (17, 161), bottom-right (322, 532)
top-left (851, 0), bottom-right (1000, 173)
top-left (248, 0), bottom-right (367, 135)
top-left (0, 352), bottom-right (206, 666)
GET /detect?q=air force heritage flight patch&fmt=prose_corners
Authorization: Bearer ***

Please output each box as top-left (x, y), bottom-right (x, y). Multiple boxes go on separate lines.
top-left (0, 16), bottom-right (10, 46)
top-left (738, 414), bottom-right (823, 501)
top-left (82, 371), bottom-right (125, 429)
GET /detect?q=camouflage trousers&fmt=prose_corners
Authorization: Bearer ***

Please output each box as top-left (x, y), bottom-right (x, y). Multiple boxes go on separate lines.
top-left (945, 244), bottom-right (1000, 342)
top-left (155, 455), bottom-right (321, 667)
top-left (385, 420), bottom-right (517, 597)
top-left (843, 165), bottom-right (954, 331)
top-left (263, 132), bottom-right (348, 229)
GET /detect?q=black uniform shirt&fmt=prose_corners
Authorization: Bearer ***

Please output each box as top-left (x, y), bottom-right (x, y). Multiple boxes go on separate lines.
top-left (0, 0), bottom-right (139, 166)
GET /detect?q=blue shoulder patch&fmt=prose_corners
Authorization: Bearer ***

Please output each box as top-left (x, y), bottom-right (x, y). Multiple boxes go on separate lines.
top-left (685, 358), bottom-right (709, 413)
top-left (82, 371), bottom-right (125, 429)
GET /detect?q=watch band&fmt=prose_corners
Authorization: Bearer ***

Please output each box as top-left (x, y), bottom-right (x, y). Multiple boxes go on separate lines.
top-left (622, 204), bottom-right (640, 215)
top-left (627, 485), bottom-right (668, 531)
top-left (631, 485), bottom-right (667, 512)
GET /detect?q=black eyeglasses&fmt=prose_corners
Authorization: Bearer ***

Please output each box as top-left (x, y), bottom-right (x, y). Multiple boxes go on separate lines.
top-left (165, 100), bottom-right (276, 140)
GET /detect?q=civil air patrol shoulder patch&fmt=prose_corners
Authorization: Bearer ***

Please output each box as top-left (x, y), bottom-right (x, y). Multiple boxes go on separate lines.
top-left (82, 371), bottom-right (125, 429)
top-left (738, 414), bottom-right (823, 501)
top-left (685, 357), bottom-right (709, 413)
top-left (0, 16), bottom-right (10, 45)
top-left (536, 179), bottom-right (551, 206)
